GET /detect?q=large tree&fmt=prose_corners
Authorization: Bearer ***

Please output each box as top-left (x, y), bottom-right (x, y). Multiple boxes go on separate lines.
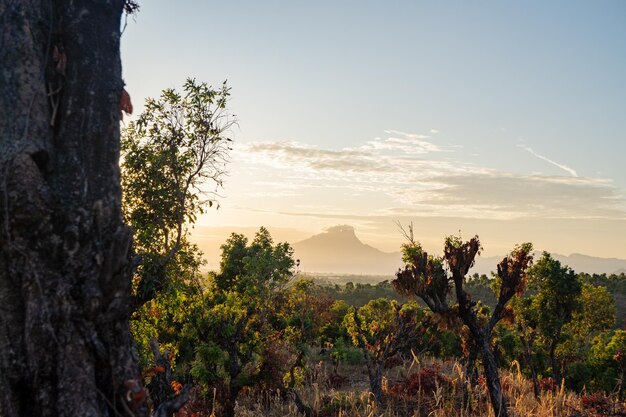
top-left (121, 78), bottom-right (233, 309)
top-left (393, 230), bottom-right (532, 417)
top-left (182, 228), bottom-right (296, 417)
top-left (0, 1), bottom-right (149, 416)
top-left (527, 252), bottom-right (582, 384)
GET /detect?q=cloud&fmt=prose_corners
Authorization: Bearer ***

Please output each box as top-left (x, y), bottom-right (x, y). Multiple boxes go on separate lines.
top-left (234, 131), bottom-right (625, 222)
top-left (517, 144), bottom-right (578, 177)
top-left (359, 130), bottom-right (457, 155)
top-left (238, 141), bottom-right (385, 173)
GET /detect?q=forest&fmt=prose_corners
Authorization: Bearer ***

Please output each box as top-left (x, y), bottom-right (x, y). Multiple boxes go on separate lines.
top-left (119, 81), bottom-right (626, 417)
top-left (2, 2), bottom-right (625, 417)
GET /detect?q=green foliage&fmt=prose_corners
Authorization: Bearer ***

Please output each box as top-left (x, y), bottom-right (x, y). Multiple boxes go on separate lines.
top-left (528, 252), bottom-right (582, 343)
top-left (525, 252), bottom-right (582, 381)
top-left (319, 300), bottom-right (351, 346)
top-left (572, 284), bottom-right (616, 335)
top-left (329, 338), bottom-right (365, 366)
top-left (174, 228), bottom-right (341, 414)
top-left (317, 280), bottom-right (407, 307)
top-left (122, 78), bottom-right (233, 306)
top-left (344, 299), bottom-right (435, 363)
top-left (215, 227), bottom-right (294, 293)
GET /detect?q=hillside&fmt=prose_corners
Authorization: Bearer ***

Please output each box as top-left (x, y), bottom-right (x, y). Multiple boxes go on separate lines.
top-left (292, 225), bottom-right (626, 276)
top-left (292, 225), bottom-right (402, 275)
top-left (474, 252), bottom-right (626, 276)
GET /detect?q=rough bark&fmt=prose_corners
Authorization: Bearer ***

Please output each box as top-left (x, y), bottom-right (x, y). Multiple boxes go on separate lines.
top-left (223, 383), bottom-right (242, 417)
top-left (0, 1), bottom-right (147, 416)
top-left (452, 270), bottom-right (508, 417)
top-left (480, 339), bottom-right (506, 417)
top-left (368, 364), bottom-right (385, 405)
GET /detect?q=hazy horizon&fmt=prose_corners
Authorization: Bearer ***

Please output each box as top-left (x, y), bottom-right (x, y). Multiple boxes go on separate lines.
top-left (191, 224), bottom-right (626, 275)
top-left (122, 1), bottom-right (626, 263)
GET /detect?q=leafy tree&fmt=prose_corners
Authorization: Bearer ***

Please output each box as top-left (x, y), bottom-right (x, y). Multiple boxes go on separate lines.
top-left (121, 78), bottom-right (233, 307)
top-left (320, 299), bottom-right (351, 348)
top-left (555, 284), bottom-right (616, 392)
top-left (0, 2), bottom-right (150, 416)
top-left (275, 279), bottom-right (335, 416)
top-left (121, 78), bottom-right (233, 412)
top-left (527, 252), bottom-right (582, 384)
top-left (214, 227), bottom-right (293, 293)
top-left (181, 228), bottom-right (296, 417)
top-left (393, 227), bottom-right (532, 417)
top-left (344, 299), bottom-right (435, 404)
top-left (510, 295), bottom-right (544, 398)
top-left (569, 283), bottom-right (616, 338)
top-left (591, 330), bottom-right (626, 399)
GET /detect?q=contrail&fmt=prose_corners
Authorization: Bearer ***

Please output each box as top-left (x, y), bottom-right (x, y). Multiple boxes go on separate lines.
top-left (518, 144), bottom-right (578, 177)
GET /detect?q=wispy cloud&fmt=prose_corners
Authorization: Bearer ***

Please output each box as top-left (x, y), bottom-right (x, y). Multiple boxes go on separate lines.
top-left (517, 144), bottom-right (578, 177)
top-left (233, 131), bottom-right (625, 222)
top-left (361, 130), bottom-right (447, 154)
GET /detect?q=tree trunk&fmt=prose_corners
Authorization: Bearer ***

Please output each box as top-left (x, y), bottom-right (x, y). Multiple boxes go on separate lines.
top-left (0, 1), bottom-right (146, 416)
top-left (223, 382), bottom-right (242, 417)
top-left (461, 343), bottom-right (478, 411)
top-left (549, 341), bottom-right (561, 387)
top-left (367, 362), bottom-right (385, 405)
top-left (480, 339), bottom-right (508, 417)
top-left (519, 335), bottom-right (540, 399)
top-left (465, 342), bottom-right (479, 385)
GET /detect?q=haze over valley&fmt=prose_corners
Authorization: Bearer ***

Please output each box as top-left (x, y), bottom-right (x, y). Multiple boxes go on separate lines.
top-left (194, 224), bottom-right (626, 278)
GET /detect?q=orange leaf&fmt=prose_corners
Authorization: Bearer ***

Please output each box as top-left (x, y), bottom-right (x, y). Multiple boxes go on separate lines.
top-left (120, 88), bottom-right (133, 115)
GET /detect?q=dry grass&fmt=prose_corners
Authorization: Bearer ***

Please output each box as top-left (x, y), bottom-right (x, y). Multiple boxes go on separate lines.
top-left (179, 357), bottom-right (626, 417)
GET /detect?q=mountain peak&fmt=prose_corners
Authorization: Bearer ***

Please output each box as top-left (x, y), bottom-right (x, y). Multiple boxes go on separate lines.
top-left (324, 225), bottom-right (356, 235)
top-left (293, 225), bottom-right (401, 274)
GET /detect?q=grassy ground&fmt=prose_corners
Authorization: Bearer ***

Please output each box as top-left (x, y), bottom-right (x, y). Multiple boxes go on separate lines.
top-left (177, 356), bottom-right (626, 417)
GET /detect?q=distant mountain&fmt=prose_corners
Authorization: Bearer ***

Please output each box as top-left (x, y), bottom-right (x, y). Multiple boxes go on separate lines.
top-left (292, 225), bottom-right (402, 275)
top-left (467, 252), bottom-right (626, 276)
top-left (293, 225), bottom-right (626, 277)
top-left (559, 253), bottom-right (626, 275)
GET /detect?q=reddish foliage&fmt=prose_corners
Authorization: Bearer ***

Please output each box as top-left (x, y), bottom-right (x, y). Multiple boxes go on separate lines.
top-left (120, 88), bottom-right (133, 115)
top-left (171, 380), bottom-right (183, 395)
top-left (581, 393), bottom-right (626, 416)
top-left (142, 365), bottom-right (165, 378)
top-left (539, 377), bottom-right (556, 392)
top-left (389, 366), bottom-right (451, 398)
top-left (496, 244), bottom-right (532, 298)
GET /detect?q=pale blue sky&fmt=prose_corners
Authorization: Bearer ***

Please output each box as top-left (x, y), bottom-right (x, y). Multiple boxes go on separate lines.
top-left (121, 1), bottom-right (626, 262)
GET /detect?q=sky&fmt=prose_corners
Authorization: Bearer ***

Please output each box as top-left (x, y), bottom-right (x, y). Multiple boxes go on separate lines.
top-left (121, 1), bottom-right (626, 266)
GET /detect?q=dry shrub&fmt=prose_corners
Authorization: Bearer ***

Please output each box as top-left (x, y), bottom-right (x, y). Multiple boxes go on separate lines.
top-left (581, 393), bottom-right (626, 416)
top-left (389, 366), bottom-right (451, 398)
